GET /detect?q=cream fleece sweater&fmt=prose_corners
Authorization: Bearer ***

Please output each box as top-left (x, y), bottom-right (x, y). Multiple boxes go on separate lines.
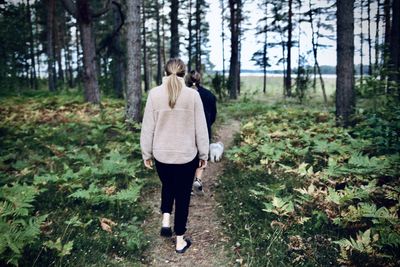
top-left (140, 77), bottom-right (209, 164)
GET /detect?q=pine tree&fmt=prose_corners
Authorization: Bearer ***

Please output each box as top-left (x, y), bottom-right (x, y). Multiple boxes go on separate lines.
top-left (61, 0), bottom-right (113, 103)
top-left (46, 0), bottom-right (57, 92)
top-left (228, 0), bottom-right (241, 99)
top-left (336, 0), bottom-right (355, 127)
top-left (170, 0), bottom-right (179, 58)
top-left (126, 0), bottom-right (142, 123)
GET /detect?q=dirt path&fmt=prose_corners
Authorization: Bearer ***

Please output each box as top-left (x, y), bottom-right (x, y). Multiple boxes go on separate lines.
top-left (141, 120), bottom-right (240, 267)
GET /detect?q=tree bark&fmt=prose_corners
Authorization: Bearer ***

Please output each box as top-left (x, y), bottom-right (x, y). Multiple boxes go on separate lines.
top-left (170, 0), bottom-right (179, 58)
top-left (388, 0), bottom-right (400, 93)
top-left (61, 0), bottom-right (105, 103)
top-left (142, 0), bottom-right (150, 92)
top-left (367, 0), bottom-right (372, 75)
top-left (54, 6), bottom-right (65, 85)
top-left (336, 0), bottom-right (355, 127)
top-left (195, 0), bottom-right (201, 71)
top-left (375, 0), bottom-right (381, 70)
top-left (156, 0), bottom-right (162, 85)
top-left (188, 0), bottom-right (193, 71)
top-left (285, 0), bottom-right (293, 97)
top-left (161, 0), bottom-right (166, 67)
top-left (46, 0), bottom-right (57, 92)
top-left (112, 2), bottom-right (124, 98)
top-left (263, 30), bottom-right (267, 94)
top-left (360, 0), bottom-right (364, 83)
top-left (383, 0), bottom-right (391, 71)
top-left (228, 0), bottom-right (239, 99)
top-left (27, 0), bottom-right (38, 90)
top-left (77, 0), bottom-right (100, 103)
top-left (126, 0), bottom-right (142, 122)
top-left (237, 0), bottom-right (242, 95)
top-left (220, 0), bottom-right (226, 87)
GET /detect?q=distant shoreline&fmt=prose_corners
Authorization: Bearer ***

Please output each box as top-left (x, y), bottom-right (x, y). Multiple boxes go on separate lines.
top-left (238, 73), bottom-right (337, 78)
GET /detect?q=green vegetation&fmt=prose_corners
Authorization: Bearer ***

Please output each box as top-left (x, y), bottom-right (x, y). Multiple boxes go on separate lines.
top-left (217, 85), bottom-right (400, 266)
top-left (0, 92), bottom-right (148, 266)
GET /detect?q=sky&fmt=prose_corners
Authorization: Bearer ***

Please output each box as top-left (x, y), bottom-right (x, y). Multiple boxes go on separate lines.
top-left (6, 0), bottom-right (383, 73)
top-left (206, 0), bottom-right (383, 71)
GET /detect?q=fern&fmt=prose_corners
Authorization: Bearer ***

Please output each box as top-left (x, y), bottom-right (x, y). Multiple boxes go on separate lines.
top-left (111, 183), bottom-right (142, 202)
top-left (68, 182), bottom-right (143, 205)
top-left (44, 238), bottom-right (74, 257)
top-left (0, 184), bottom-right (38, 217)
top-left (0, 183), bottom-right (47, 266)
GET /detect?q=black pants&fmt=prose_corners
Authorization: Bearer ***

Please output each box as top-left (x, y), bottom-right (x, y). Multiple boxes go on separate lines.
top-left (155, 157), bottom-right (198, 235)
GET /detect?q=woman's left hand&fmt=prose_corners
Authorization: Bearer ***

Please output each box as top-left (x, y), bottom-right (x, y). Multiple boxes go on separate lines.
top-left (144, 159), bottom-right (153, 170)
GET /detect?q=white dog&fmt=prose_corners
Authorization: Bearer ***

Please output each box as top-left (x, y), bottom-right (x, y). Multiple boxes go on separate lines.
top-left (209, 142), bottom-right (224, 162)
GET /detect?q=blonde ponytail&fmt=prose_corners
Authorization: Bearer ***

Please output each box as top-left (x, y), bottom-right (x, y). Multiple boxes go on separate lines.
top-left (164, 58), bottom-right (186, 109)
top-left (167, 73), bottom-right (182, 108)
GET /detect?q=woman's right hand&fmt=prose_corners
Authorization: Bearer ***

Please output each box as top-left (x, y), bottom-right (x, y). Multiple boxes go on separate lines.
top-left (199, 159), bottom-right (207, 169)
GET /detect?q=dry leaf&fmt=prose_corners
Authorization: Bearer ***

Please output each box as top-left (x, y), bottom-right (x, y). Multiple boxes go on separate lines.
top-left (103, 186), bottom-right (116, 195)
top-left (100, 218), bottom-right (117, 233)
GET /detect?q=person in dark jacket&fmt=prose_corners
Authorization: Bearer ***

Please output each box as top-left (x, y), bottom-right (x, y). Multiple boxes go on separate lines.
top-left (186, 70), bottom-right (217, 141)
top-left (185, 70), bottom-right (217, 194)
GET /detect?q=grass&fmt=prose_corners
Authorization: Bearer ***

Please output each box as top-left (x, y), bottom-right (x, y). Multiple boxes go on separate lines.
top-left (239, 75), bottom-right (336, 104)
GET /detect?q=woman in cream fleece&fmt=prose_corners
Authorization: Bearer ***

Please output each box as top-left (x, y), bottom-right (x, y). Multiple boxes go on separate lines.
top-left (140, 58), bottom-right (209, 253)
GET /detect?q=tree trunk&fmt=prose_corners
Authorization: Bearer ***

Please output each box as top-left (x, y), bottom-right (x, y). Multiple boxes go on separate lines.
top-left (161, 0), bottom-right (166, 67)
top-left (188, 0), bottom-right (193, 71)
top-left (388, 0), bottom-right (400, 93)
top-left (375, 0), bottom-right (381, 70)
top-left (317, 62), bottom-right (328, 105)
top-left (285, 0), bottom-right (293, 97)
top-left (309, 1), bottom-right (328, 105)
top-left (77, 0), bottom-right (100, 104)
top-left (195, 0), bottom-right (201, 71)
top-left (383, 0), bottom-right (391, 71)
top-left (126, 0), bottom-right (142, 122)
top-left (54, 11), bottom-right (65, 85)
top-left (367, 0), bottom-right (372, 75)
top-left (46, 0), bottom-right (57, 92)
top-left (142, 0), bottom-right (150, 92)
top-left (75, 24), bottom-right (82, 87)
top-left (360, 0), bottom-right (364, 83)
top-left (112, 3), bottom-right (124, 98)
top-left (27, 0), bottom-right (38, 90)
top-left (220, 0), bottom-right (226, 87)
top-left (228, 0), bottom-right (238, 99)
top-left (34, 6), bottom-right (41, 80)
top-left (156, 0), bottom-right (162, 85)
top-left (336, 0), bottom-right (355, 127)
top-left (237, 0), bottom-right (242, 96)
top-left (263, 30), bottom-right (267, 94)
top-left (65, 38), bottom-right (74, 88)
top-left (170, 0), bottom-right (179, 58)
top-left (281, 37), bottom-right (286, 97)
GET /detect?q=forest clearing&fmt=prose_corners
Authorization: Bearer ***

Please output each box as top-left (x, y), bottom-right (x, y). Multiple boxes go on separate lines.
top-left (1, 0), bottom-right (400, 266)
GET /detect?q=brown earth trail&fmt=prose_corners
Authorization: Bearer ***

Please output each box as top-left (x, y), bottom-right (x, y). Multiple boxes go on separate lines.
top-left (141, 120), bottom-right (240, 267)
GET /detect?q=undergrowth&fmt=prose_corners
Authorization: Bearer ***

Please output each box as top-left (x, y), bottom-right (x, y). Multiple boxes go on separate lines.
top-left (0, 92), bottom-right (148, 266)
top-left (217, 99), bottom-right (400, 266)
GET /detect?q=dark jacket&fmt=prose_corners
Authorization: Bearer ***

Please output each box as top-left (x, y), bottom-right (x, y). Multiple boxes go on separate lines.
top-left (197, 86), bottom-right (217, 140)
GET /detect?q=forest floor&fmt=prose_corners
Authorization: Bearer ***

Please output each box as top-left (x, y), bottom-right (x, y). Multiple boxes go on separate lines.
top-left (141, 120), bottom-right (240, 266)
